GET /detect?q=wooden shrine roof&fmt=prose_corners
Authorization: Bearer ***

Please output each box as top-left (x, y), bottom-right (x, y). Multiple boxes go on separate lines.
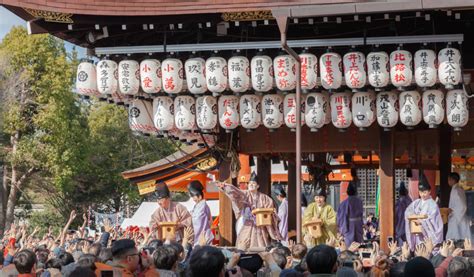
top-left (122, 144), bottom-right (211, 183)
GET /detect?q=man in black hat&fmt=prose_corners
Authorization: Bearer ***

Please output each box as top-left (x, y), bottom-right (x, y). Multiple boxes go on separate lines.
top-left (395, 182), bottom-right (412, 245)
top-left (188, 180), bottom-right (214, 246)
top-left (336, 182), bottom-right (364, 247)
top-left (216, 172), bottom-right (282, 250)
top-left (274, 186), bottom-right (288, 244)
top-left (303, 187), bottom-right (337, 246)
top-left (404, 178), bottom-right (443, 251)
top-left (149, 183), bottom-right (193, 243)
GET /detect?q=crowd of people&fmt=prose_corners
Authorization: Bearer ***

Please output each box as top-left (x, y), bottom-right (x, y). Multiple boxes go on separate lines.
top-left (0, 172), bottom-right (472, 276)
top-left (0, 217), bottom-right (472, 277)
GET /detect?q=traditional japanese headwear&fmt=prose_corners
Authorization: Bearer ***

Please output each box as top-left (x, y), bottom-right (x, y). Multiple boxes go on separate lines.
top-left (273, 186), bottom-right (286, 198)
top-left (188, 180), bottom-right (204, 197)
top-left (418, 180), bottom-right (431, 192)
top-left (315, 186), bottom-right (327, 198)
top-left (418, 170), bottom-right (431, 192)
top-left (347, 181), bottom-right (357, 196)
top-left (155, 182), bottom-right (170, 199)
top-left (249, 171), bottom-right (258, 182)
top-left (398, 181), bottom-right (408, 196)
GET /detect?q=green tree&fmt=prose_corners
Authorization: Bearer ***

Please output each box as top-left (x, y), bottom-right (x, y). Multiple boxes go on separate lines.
top-left (0, 26), bottom-right (88, 234)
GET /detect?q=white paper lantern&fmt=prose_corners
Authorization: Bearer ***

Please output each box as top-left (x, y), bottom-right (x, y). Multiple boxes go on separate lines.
top-left (228, 55), bottom-right (251, 94)
top-left (343, 52), bottom-right (367, 90)
top-left (161, 57), bottom-right (184, 94)
top-left (129, 99), bottom-right (156, 134)
top-left (96, 59), bottom-right (118, 97)
top-left (206, 56), bottom-right (228, 95)
top-left (76, 60), bottom-right (99, 97)
top-left (438, 48), bottom-right (462, 89)
top-left (153, 96), bottom-right (174, 132)
top-left (330, 92), bottom-right (352, 129)
top-left (196, 96), bottom-right (218, 132)
top-left (119, 59), bottom-right (140, 96)
top-left (399, 90), bottom-right (422, 128)
top-left (376, 91), bottom-right (399, 129)
top-left (251, 54), bottom-right (274, 93)
top-left (262, 94), bottom-right (284, 130)
top-left (140, 59), bottom-right (162, 94)
top-left (185, 57), bottom-right (207, 95)
top-left (446, 89), bottom-right (469, 130)
top-left (305, 92), bottom-right (328, 132)
top-left (240, 94), bottom-right (262, 130)
top-left (367, 52), bottom-right (390, 89)
top-left (390, 50), bottom-right (413, 88)
top-left (283, 93), bottom-right (305, 130)
top-left (414, 49), bottom-right (437, 88)
top-left (422, 90), bottom-right (445, 128)
top-left (218, 95), bottom-right (239, 131)
top-left (174, 96), bottom-right (196, 131)
top-left (320, 52), bottom-right (343, 90)
top-left (274, 54), bottom-right (297, 92)
top-left (300, 51), bottom-right (318, 91)
top-left (352, 91), bottom-right (376, 130)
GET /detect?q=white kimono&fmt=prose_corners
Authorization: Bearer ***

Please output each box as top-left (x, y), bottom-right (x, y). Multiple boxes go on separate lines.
top-left (446, 184), bottom-right (472, 240)
top-left (278, 198), bottom-right (288, 244)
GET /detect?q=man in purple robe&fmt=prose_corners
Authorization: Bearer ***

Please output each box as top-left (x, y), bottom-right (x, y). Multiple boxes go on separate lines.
top-left (188, 180), bottom-right (214, 246)
top-left (404, 181), bottom-right (443, 251)
top-left (274, 187), bottom-right (288, 244)
top-left (337, 182), bottom-right (364, 247)
top-left (395, 182), bottom-right (412, 245)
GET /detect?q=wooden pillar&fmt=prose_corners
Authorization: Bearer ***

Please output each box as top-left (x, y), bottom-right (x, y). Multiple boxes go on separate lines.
top-left (287, 160), bottom-right (297, 239)
top-left (439, 126), bottom-right (452, 208)
top-left (218, 177), bottom-right (236, 246)
top-left (378, 129), bottom-right (395, 253)
top-left (257, 156), bottom-right (271, 195)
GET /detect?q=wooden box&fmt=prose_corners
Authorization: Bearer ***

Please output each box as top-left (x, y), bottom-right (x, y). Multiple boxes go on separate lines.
top-left (158, 222), bottom-right (178, 239)
top-left (439, 208), bottom-right (451, 224)
top-left (303, 219), bottom-right (323, 238)
top-left (252, 208), bottom-right (274, 227)
top-left (407, 215), bottom-right (428, 234)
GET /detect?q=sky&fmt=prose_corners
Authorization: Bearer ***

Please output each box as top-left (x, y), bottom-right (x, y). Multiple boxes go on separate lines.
top-left (0, 6), bottom-right (86, 57)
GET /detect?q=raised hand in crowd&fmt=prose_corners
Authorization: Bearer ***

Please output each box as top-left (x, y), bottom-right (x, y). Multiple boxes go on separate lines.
top-left (464, 238), bottom-right (472, 250)
top-left (325, 236), bottom-right (337, 247)
top-left (415, 243), bottom-right (430, 259)
top-left (388, 241), bottom-right (398, 256)
top-left (348, 241), bottom-right (361, 252)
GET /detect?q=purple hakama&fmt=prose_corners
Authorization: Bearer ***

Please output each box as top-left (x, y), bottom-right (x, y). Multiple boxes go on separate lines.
top-left (336, 196), bottom-right (364, 246)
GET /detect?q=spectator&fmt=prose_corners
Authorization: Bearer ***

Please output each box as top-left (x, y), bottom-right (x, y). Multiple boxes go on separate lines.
top-left (69, 266), bottom-right (96, 277)
top-left (370, 258), bottom-right (390, 277)
top-left (13, 249), bottom-right (37, 277)
top-left (404, 256), bottom-right (435, 277)
top-left (42, 258), bottom-right (62, 277)
top-left (154, 245), bottom-right (179, 277)
top-left (336, 267), bottom-right (358, 277)
top-left (447, 257), bottom-right (471, 277)
top-left (272, 252), bottom-right (287, 270)
top-left (109, 239), bottom-right (140, 277)
top-left (388, 261), bottom-right (406, 277)
top-left (188, 246), bottom-right (225, 277)
top-left (306, 244), bottom-right (338, 275)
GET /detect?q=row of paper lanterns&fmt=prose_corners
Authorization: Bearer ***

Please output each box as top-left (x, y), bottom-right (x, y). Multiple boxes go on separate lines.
top-left (76, 47), bottom-right (462, 98)
top-left (128, 89), bottom-right (469, 136)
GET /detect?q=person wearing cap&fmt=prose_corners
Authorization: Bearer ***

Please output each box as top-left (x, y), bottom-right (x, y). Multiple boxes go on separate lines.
top-left (149, 183), bottom-right (194, 243)
top-left (188, 180), bottom-right (214, 246)
top-left (404, 178), bottom-right (443, 251)
top-left (303, 187), bottom-right (337, 246)
top-left (95, 239), bottom-right (140, 277)
top-left (446, 172), bottom-right (471, 241)
top-left (216, 172), bottom-right (283, 250)
top-left (336, 182), bottom-right (364, 247)
top-left (274, 186), bottom-right (288, 244)
top-left (395, 181), bottom-right (412, 245)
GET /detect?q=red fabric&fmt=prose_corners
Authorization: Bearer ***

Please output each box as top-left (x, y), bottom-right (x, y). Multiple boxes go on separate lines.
top-left (435, 256), bottom-right (453, 277)
top-left (3, 238), bottom-right (15, 258)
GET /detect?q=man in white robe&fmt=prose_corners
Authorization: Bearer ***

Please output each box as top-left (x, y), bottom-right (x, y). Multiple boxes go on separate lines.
top-left (446, 172), bottom-right (472, 241)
